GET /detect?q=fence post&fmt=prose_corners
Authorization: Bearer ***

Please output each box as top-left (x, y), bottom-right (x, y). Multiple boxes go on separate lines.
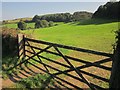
top-left (109, 30), bottom-right (120, 90)
top-left (18, 34), bottom-right (25, 60)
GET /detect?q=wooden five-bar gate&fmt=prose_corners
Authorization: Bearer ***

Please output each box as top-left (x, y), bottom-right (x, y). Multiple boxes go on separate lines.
top-left (11, 34), bottom-right (113, 90)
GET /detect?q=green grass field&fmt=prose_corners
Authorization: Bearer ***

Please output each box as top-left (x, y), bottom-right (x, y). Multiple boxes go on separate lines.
top-left (23, 21), bottom-right (119, 53)
top-left (5, 19), bottom-right (119, 53)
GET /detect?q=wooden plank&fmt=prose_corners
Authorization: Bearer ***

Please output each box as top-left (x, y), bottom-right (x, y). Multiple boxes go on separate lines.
top-left (23, 35), bottom-right (26, 59)
top-left (25, 44), bottom-right (112, 70)
top-left (27, 54), bottom-right (109, 82)
top-left (26, 49), bottom-right (112, 71)
top-left (28, 61), bottom-right (83, 90)
top-left (53, 46), bottom-right (95, 90)
top-left (25, 44), bottom-right (91, 64)
top-left (25, 37), bottom-right (113, 57)
top-left (18, 34), bottom-right (24, 59)
top-left (7, 45), bottom-right (52, 71)
top-left (26, 41), bottom-right (49, 72)
top-left (28, 60), bottom-right (105, 90)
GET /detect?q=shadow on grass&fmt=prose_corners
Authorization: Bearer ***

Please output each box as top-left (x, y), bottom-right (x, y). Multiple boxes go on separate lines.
top-left (2, 46), bottom-right (112, 89)
top-left (2, 59), bottom-right (64, 89)
top-left (70, 19), bottom-right (119, 26)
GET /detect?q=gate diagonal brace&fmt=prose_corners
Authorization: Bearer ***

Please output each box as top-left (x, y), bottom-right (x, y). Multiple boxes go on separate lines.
top-left (26, 41), bottom-right (50, 72)
top-left (53, 46), bottom-right (95, 90)
top-left (8, 45), bottom-right (52, 71)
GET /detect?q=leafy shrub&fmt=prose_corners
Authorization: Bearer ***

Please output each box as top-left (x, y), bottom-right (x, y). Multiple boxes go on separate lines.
top-left (16, 74), bottom-right (54, 89)
top-left (2, 27), bottom-right (18, 57)
top-left (35, 20), bottom-right (49, 28)
top-left (35, 20), bottom-right (41, 28)
top-left (40, 20), bottom-right (49, 28)
top-left (49, 21), bottom-right (54, 27)
top-left (115, 29), bottom-right (120, 47)
top-left (17, 21), bottom-right (27, 30)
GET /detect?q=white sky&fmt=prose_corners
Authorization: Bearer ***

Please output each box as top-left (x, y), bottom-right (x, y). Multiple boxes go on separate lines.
top-left (1, 0), bottom-right (119, 2)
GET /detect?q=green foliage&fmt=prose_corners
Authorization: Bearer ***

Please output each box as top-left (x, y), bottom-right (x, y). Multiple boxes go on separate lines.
top-left (35, 20), bottom-right (41, 28)
top-left (2, 72), bottom-right (8, 80)
top-left (2, 27), bottom-right (18, 57)
top-left (35, 20), bottom-right (49, 28)
top-left (15, 74), bottom-right (54, 89)
top-left (32, 12), bottom-right (93, 23)
top-left (32, 13), bottom-right (73, 22)
top-left (92, 1), bottom-right (120, 19)
top-left (115, 29), bottom-right (120, 46)
top-left (73, 11), bottom-right (93, 21)
top-left (2, 56), bottom-right (20, 79)
top-left (32, 15), bottom-right (40, 22)
top-left (49, 21), bottom-right (54, 27)
top-left (17, 21), bottom-right (27, 30)
top-left (15, 83), bottom-right (26, 89)
top-left (40, 20), bottom-right (49, 28)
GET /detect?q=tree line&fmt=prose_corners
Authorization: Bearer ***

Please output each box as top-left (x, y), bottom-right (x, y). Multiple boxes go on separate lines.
top-left (92, 1), bottom-right (120, 20)
top-left (17, 11), bottom-right (93, 30)
top-left (32, 11), bottom-right (93, 23)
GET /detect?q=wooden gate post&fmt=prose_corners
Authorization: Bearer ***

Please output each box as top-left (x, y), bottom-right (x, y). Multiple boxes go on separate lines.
top-left (109, 30), bottom-right (120, 90)
top-left (18, 34), bottom-right (25, 60)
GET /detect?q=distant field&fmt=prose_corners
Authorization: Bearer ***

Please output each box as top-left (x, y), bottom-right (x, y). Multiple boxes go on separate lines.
top-left (5, 22), bottom-right (35, 29)
top-left (5, 20), bottom-right (119, 53)
top-left (22, 22), bottom-right (118, 53)
top-left (3, 17), bottom-right (32, 24)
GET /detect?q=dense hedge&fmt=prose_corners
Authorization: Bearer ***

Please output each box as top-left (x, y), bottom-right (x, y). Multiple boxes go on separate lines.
top-left (73, 11), bottom-right (93, 21)
top-left (2, 27), bottom-right (18, 57)
top-left (32, 12), bottom-right (93, 22)
top-left (35, 20), bottom-right (54, 28)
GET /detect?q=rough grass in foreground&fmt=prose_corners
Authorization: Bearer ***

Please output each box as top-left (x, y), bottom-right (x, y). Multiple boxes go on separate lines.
top-left (14, 74), bottom-right (54, 89)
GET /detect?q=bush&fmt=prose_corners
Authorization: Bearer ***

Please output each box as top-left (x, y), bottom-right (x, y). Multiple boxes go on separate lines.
top-left (16, 74), bottom-right (54, 89)
top-left (73, 11), bottom-right (93, 21)
top-left (40, 20), bottom-right (49, 28)
top-left (35, 20), bottom-right (49, 28)
top-left (49, 21), bottom-right (54, 27)
top-left (35, 20), bottom-right (41, 28)
top-left (17, 21), bottom-right (27, 30)
top-left (115, 29), bottom-right (120, 46)
top-left (2, 27), bottom-right (18, 57)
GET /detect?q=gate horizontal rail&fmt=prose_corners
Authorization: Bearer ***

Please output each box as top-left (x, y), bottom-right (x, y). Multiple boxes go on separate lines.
top-left (13, 35), bottom-right (113, 90)
top-left (25, 37), bottom-right (113, 57)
